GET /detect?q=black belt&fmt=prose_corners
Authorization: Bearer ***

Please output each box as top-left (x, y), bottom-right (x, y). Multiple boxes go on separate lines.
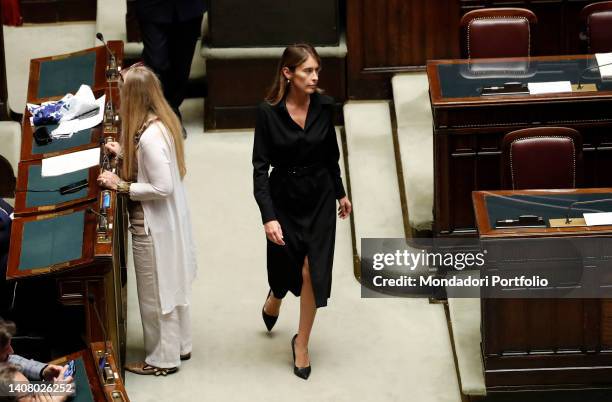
top-left (273, 164), bottom-right (323, 176)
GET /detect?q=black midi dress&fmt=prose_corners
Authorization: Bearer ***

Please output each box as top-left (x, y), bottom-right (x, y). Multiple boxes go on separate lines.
top-left (252, 92), bottom-right (346, 308)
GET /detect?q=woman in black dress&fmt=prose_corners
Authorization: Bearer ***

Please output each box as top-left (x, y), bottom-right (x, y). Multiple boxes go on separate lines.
top-left (252, 44), bottom-right (352, 380)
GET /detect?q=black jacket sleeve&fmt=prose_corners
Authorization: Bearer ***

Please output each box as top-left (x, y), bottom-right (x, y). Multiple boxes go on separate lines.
top-left (325, 122), bottom-right (347, 200)
top-left (252, 105), bottom-right (277, 223)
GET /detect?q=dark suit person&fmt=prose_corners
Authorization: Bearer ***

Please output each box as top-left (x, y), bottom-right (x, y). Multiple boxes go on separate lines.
top-left (0, 199), bottom-right (13, 316)
top-left (136, 0), bottom-right (206, 128)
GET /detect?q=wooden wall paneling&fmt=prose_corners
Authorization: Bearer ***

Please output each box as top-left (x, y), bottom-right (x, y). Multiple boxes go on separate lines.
top-left (205, 57), bottom-right (346, 130)
top-left (476, 135), bottom-right (501, 191)
top-left (362, 0), bottom-right (387, 69)
top-left (529, 1), bottom-right (565, 55)
top-left (583, 128), bottom-right (612, 189)
top-left (437, 131), bottom-right (505, 234)
top-left (565, 0), bottom-right (591, 53)
top-left (555, 298), bottom-right (584, 351)
top-left (587, 129), bottom-right (612, 187)
top-left (484, 299), bottom-right (529, 355)
top-left (58, 0), bottom-right (96, 22)
top-left (583, 298), bottom-right (601, 351)
top-left (601, 300), bottom-right (612, 348)
top-left (385, 0), bottom-right (401, 67)
top-left (530, 0), bottom-right (594, 55)
top-left (449, 135), bottom-right (477, 231)
top-left (19, 0), bottom-right (56, 23)
top-left (347, 0), bottom-right (390, 99)
top-left (527, 299), bottom-right (556, 352)
top-left (434, 133), bottom-right (451, 235)
top-left (347, 0), bottom-right (460, 99)
top-left (19, 0), bottom-right (96, 23)
top-left (481, 297), bottom-right (499, 356)
top-left (427, 1), bottom-right (461, 62)
top-left (208, 0), bottom-right (340, 47)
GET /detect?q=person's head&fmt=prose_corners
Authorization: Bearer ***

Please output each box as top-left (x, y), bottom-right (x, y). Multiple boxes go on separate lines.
top-left (118, 64), bottom-right (186, 181)
top-left (265, 44), bottom-right (322, 105)
top-left (0, 319), bottom-right (15, 363)
top-left (0, 364), bottom-right (31, 401)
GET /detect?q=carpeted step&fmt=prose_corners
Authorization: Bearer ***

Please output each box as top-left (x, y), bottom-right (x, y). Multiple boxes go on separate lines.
top-left (448, 297), bottom-right (487, 396)
top-left (3, 23), bottom-right (95, 112)
top-left (0, 121), bottom-right (21, 173)
top-left (343, 101), bottom-right (405, 258)
top-left (391, 72), bottom-right (434, 233)
top-left (0, 121), bottom-right (20, 203)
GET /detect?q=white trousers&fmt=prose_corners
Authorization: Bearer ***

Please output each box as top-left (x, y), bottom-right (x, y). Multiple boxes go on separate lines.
top-left (132, 233), bottom-right (192, 368)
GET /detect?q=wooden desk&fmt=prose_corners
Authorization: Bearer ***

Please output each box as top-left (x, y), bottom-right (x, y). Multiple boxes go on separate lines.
top-left (50, 342), bottom-right (129, 402)
top-left (6, 43), bottom-right (128, 372)
top-left (26, 45), bottom-right (121, 105)
top-left (428, 55), bottom-right (612, 237)
top-left (473, 188), bottom-right (612, 390)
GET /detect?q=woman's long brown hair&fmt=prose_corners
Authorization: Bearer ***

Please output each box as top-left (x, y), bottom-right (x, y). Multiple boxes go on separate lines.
top-left (119, 66), bottom-right (186, 181)
top-left (265, 44), bottom-right (322, 105)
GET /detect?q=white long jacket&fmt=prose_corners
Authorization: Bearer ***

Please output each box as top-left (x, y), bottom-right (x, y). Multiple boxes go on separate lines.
top-left (129, 121), bottom-right (198, 314)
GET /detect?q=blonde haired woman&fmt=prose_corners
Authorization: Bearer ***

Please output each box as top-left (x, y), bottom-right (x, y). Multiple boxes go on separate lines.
top-left (98, 65), bottom-right (197, 376)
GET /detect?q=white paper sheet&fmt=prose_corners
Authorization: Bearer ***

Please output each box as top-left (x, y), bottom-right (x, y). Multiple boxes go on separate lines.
top-left (527, 81), bottom-right (572, 95)
top-left (595, 52), bottom-right (612, 80)
top-left (51, 94), bottom-right (105, 138)
top-left (41, 147), bottom-right (100, 177)
top-left (60, 84), bottom-right (98, 121)
top-left (583, 212), bottom-right (612, 226)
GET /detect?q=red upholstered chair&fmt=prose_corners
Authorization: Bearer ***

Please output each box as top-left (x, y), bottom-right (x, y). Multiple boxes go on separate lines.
top-left (580, 1), bottom-right (612, 53)
top-left (460, 8), bottom-right (537, 59)
top-left (501, 127), bottom-right (583, 190)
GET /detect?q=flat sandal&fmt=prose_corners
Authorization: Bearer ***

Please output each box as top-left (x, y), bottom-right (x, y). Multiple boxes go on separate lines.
top-left (124, 361), bottom-right (178, 376)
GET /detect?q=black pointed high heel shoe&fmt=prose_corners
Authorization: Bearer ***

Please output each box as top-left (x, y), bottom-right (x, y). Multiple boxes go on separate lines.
top-left (262, 289), bottom-right (278, 331)
top-left (291, 334), bottom-right (311, 380)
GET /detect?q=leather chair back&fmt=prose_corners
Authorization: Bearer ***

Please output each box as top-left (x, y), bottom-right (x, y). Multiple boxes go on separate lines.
top-left (501, 127), bottom-right (582, 190)
top-left (460, 8), bottom-right (537, 59)
top-left (580, 1), bottom-right (612, 53)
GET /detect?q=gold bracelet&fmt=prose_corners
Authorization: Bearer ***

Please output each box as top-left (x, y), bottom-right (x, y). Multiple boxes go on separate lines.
top-left (116, 180), bottom-right (131, 194)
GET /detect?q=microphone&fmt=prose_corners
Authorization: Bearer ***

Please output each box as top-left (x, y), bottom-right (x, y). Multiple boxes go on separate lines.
top-left (96, 33), bottom-right (116, 67)
top-left (96, 32), bottom-right (119, 81)
top-left (86, 207), bottom-right (105, 219)
top-left (96, 33), bottom-right (119, 135)
top-left (565, 198), bottom-right (612, 224)
top-left (87, 207), bottom-right (108, 231)
top-left (87, 294), bottom-right (115, 384)
top-left (576, 60), bottom-right (612, 89)
top-left (87, 293), bottom-right (111, 357)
